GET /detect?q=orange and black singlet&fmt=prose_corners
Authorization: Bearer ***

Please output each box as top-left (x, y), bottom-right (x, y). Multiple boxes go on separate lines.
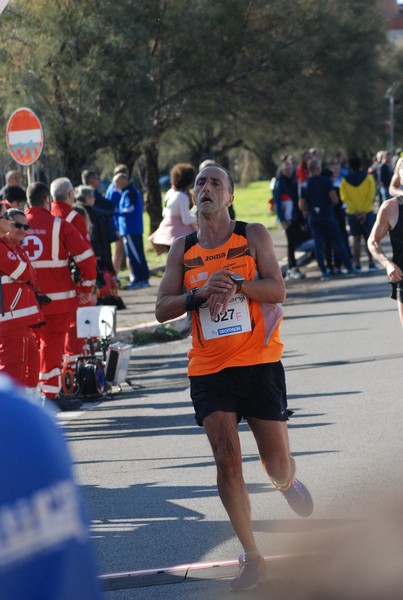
top-left (183, 221), bottom-right (284, 376)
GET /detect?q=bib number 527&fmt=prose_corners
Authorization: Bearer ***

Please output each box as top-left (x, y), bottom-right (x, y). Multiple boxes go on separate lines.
top-left (213, 308), bottom-right (234, 323)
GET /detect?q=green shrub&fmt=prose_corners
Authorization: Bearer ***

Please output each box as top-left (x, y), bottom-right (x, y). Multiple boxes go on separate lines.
top-left (131, 323), bottom-right (187, 346)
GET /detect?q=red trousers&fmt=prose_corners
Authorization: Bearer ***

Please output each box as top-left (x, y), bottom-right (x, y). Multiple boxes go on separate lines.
top-left (37, 312), bottom-right (72, 398)
top-left (64, 321), bottom-right (86, 359)
top-left (64, 300), bottom-right (95, 360)
top-left (0, 327), bottom-right (40, 388)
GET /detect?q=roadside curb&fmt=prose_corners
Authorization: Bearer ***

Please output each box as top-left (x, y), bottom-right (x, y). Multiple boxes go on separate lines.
top-left (114, 313), bottom-right (190, 344)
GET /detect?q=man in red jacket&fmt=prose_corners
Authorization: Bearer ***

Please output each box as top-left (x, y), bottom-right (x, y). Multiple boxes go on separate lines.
top-left (24, 182), bottom-right (97, 410)
top-left (50, 176), bottom-right (95, 361)
top-left (50, 177), bottom-right (90, 242)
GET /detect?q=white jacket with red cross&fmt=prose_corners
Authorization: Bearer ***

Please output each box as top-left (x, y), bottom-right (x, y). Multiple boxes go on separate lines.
top-left (0, 238), bottom-right (43, 333)
top-left (24, 206), bottom-right (97, 315)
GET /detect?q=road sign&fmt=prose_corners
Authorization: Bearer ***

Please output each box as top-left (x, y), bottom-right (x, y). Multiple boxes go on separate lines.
top-left (6, 107), bottom-right (44, 166)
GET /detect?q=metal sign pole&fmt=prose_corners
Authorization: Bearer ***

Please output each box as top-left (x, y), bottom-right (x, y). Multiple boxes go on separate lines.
top-left (26, 165), bottom-right (33, 185)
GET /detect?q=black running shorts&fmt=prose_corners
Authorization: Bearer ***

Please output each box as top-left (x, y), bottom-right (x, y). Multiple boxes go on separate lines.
top-left (189, 361), bottom-right (290, 427)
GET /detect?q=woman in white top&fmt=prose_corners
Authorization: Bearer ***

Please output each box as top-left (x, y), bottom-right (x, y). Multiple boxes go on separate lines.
top-left (149, 163), bottom-right (197, 253)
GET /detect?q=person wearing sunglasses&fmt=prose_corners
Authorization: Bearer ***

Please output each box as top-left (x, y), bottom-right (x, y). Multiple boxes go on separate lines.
top-left (0, 207), bottom-right (43, 391)
top-left (8, 210), bottom-right (29, 233)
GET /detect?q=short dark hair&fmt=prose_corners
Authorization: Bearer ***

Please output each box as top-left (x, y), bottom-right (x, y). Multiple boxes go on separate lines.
top-left (81, 169), bottom-right (99, 185)
top-left (170, 163), bottom-right (196, 190)
top-left (113, 164), bottom-right (129, 177)
top-left (2, 185), bottom-right (26, 203)
top-left (348, 155), bottom-right (362, 171)
top-left (27, 182), bottom-right (50, 207)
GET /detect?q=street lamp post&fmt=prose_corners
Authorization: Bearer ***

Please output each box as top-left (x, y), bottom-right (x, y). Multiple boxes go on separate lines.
top-left (385, 81), bottom-right (400, 153)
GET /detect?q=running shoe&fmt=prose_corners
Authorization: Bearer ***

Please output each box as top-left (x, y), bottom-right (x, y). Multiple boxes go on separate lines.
top-left (280, 478), bottom-right (313, 517)
top-left (287, 267), bottom-right (305, 280)
top-left (229, 553), bottom-right (267, 593)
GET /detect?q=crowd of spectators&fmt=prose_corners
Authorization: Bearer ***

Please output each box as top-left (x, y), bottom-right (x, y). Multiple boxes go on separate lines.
top-left (271, 148), bottom-right (402, 281)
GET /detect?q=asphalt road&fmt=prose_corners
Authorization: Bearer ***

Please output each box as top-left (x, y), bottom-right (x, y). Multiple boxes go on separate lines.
top-left (59, 267), bottom-right (403, 599)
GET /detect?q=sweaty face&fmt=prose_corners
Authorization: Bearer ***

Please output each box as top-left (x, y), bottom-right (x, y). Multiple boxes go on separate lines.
top-left (194, 167), bottom-right (232, 212)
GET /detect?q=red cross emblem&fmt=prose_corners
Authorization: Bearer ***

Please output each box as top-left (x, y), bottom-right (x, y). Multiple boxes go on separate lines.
top-left (22, 235), bottom-right (43, 261)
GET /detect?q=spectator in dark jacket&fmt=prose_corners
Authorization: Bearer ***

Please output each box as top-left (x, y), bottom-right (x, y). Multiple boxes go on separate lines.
top-left (81, 169), bottom-right (117, 245)
top-left (74, 185), bottom-right (114, 274)
top-left (300, 158), bottom-right (354, 280)
top-left (273, 158), bottom-right (308, 279)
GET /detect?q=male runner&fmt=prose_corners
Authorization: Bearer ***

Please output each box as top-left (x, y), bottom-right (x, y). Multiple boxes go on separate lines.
top-left (156, 164), bottom-right (313, 592)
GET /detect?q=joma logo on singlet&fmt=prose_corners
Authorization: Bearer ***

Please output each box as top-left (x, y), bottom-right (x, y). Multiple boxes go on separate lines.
top-left (206, 253), bottom-right (225, 261)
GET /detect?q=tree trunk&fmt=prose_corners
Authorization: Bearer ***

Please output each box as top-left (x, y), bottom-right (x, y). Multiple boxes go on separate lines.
top-left (144, 142), bottom-right (162, 234)
top-left (63, 148), bottom-right (86, 185)
top-left (257, 152), bottom-right (278, 179)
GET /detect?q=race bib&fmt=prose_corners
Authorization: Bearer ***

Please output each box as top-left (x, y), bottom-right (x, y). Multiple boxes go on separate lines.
top-left (199, 293), bottom-right (251, 340)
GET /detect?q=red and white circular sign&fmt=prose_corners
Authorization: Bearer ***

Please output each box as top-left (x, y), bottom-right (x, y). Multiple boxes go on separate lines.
top-left (6, 107), bottom-right (44, 166)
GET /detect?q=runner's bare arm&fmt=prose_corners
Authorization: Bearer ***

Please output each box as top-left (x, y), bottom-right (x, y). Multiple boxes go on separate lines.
top-left (155, 238), bottom-right (187, 322)
top-left (367, 201), bottom-right (403, 281)
top-left (389, 157), bottom-right (403, 198)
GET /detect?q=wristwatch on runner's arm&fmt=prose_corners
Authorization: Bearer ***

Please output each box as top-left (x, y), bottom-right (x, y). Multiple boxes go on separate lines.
top-left (230, 274), bottom-right (245, 293)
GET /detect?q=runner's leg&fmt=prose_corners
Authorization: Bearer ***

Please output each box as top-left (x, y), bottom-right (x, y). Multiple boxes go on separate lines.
top-left (203, 410), bottom-right (259, 553)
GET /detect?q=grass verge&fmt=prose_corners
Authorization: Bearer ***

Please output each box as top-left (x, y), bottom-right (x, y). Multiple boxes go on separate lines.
top-left (131, 323), bottom-right (188, 346)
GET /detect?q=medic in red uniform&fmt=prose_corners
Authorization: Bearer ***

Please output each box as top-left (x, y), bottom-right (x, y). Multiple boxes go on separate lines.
top-left (50, 176), bottom-right (90, 242)
top-left (50, 177), bottom-right (94, 360)
top-left (0, 205), bottom-right (43, 387)
top-left (24, 182), bottom-right (97, 409)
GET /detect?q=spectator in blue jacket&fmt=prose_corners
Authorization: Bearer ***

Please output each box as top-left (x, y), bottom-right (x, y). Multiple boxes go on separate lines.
top-left (105, 164), bottom-right (129, 284)
top-left (113, 171), bottom-right (150, 289)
